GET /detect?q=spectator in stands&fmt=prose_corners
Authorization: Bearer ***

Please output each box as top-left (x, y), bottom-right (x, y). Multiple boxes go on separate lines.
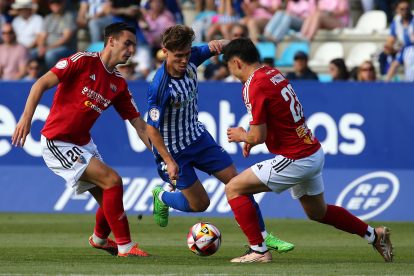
top-left (144, 0), bottom-right (183, 24)
top-left (379, 44), bottom-right (396, 75)
top-left (357, 61), bottom-right (377, 81)
top-left (230, 22), bottom-right (248, 39)
top-left (106, 0), bottom-right (147, 44)
top-left (298, 0), bottom-right (349, 41)
top-left (0, 0), bottom-right (13, 43)
top-left (239, 0), bottom-right (281, 44)
top-left (140, 0), bottom-right (176, 53)
top-left (262, 57), bottom-right (274, 68)
top-left (286, 50), bottom-right (318, 80)
top-left (11, 0), bottom-right (43, 57)
top-left (264, 0), bottom-right (316, 43)
top-left (204, 55), bottom-right (224, 80)
top-left (329, 58), bottom-right (349, 81)
top-left (24, 57), bottom-right (42, 80)
top-left (206, 0), bottom-right (243, 41)
top-left (0, 23), bottom-right (29, 80)
top-left (147, 48), bottom-right (166, 81)
top-left (386, 0), bottom-right (413, 51)
top-left (377, 0), bottom-right (398, 23)
top-left (77, 0), bottom-right (113, 43)
top-left (131, 45), bottom-right (153, 79)
top-left (385, 45), bottom-right (414, 82)
top-left (116, 58), bottom-right (142, 80)
top-left (196, 0), bottom-right (216, 12)
top-left (37, 0), bottom-right (76, 69)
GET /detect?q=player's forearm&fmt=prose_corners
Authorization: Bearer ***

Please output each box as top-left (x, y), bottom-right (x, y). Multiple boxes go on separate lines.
top-left (21, 79), bottom-right (49, 120)
top-left (130, 117), bottom-right (152, 152)
top-left (147, 125), bottom-right (175, 164)
top-left (385, 61), bottom-right (399, 82)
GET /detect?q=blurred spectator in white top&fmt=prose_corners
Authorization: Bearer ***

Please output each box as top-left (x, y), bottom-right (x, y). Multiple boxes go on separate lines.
top-left (77, 0), bottom-right (113, 43)
top-left (140, 0), bottom-right (175, 52)
top-left (264, 0), bottom-right (316, 43)
top-left (132, 44), bottom-right (152, 79)
top-left (206, 0), bottom-right (243, 41)
top-left (386, 45), bottom-right (414, 82)
top-left (11, 0), bottom-right (43, 58)
top-left (298, 0), bottom-right (349, 42)
top-left (0, 0), bottom-right (13, 43)
top-left (240, 0), bottom-right (281, 44)
top-left (24, 57), bottom-right (42, 80)
top-left (0, 23), bottom-right (29, 80)
top-left (116, 58), bottom-right (142, 80)
top-left (146, 48), bottom-right (166, 81)
top-left (386, 0), bottom-right (413, 52)
top-left (357, 61), bottom-right (377, 81)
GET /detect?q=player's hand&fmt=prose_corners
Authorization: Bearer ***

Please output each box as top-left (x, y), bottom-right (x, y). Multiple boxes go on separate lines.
top-left (168, 184), bottom-right (176, 192)
top-left (227, 127), bottom-right (246, 143)
top-left (242, 142), bottom-right (254, 158)
top-left (11, 117), bottom-right (32, 148)
top-left (208, 40), bottom-right (224, 55)
top-left (166, 160), bottom-right (179, 180)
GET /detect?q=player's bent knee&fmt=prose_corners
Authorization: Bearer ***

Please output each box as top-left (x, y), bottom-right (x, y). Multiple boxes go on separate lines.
top-left (224, 181), bottom-right (239, 200)
top-left (305, 211), bottom-right (324, 222)
top-left (191, 198), bottom-right (210, 212)
top-left (106, 172), bottom-right (123, 188)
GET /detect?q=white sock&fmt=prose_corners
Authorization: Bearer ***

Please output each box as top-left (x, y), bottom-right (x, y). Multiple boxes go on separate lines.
top-left (251, 242), bottom-right (268, 253)
top-left (118, 242), bottom-right (135, 254)
top-left (92, 233), bottom-right (108, 246)
top-left (364, 226), bottom-right (375, 243)
top-left (261, 230), bottom-right (268, 239)
top-left (158, 191), bottom-right (165, 204)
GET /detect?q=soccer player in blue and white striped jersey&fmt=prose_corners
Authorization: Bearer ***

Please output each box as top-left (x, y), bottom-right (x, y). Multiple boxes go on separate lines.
top-left (146, 24), bottom-right (294, 253)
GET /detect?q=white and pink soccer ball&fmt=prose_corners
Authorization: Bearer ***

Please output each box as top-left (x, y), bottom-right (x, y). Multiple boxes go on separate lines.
top-left (187, 222), bottom-right (222, 256)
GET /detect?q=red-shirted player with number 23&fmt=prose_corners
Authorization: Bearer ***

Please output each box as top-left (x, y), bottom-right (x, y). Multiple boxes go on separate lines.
top-left (223, 38), bottom-right (394, 263)
top-left (12, 22), bottom-right (155, 258)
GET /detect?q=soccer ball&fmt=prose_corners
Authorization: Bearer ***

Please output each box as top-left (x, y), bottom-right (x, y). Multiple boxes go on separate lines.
top-left (187, 222), bottom-right (222, 256)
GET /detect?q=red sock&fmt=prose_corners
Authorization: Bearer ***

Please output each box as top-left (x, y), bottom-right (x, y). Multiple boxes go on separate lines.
top-left (228, 196), bottom-right (264, 245)
top-left (102, 185), bottom-right (131, 245)
top-left (94, 206), bottom-right (111, 239)
top-left (319, 204), bottom-right (368, 237)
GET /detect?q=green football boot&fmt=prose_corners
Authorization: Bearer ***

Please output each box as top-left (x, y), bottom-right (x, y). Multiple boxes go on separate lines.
top-left (264, 232), bottom-right (295, 253)
top-left (152, 187), bottom-right (169, 227)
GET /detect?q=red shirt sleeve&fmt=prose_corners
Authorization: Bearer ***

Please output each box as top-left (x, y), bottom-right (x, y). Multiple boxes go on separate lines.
top-left (247, 79), bottom-right (267, 125)
top-left (50, 54), bottom-right (84, 83)
top-left (112, 85), bottom-right (141, 120)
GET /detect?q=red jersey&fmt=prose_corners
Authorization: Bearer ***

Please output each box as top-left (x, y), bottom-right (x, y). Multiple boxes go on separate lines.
top-left (242, 67), bottom-right (320, 159)
top-left (41, 52), bottom-right (141, 146)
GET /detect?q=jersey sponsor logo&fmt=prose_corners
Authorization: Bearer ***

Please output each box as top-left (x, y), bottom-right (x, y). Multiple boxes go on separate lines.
top-left (110, 83), bottom-right (117, 92)
top-left (84, 101), bottom-right (103, 114)
top-left (149, 108), bottom-right (160, 121)
top-left (336, 171), bottom-right (400, 220)
top-left (265, 69), bottom-right (276, 74)
top-left (55, 60), bottom-right (68, 69)
top-left (296, 122), bottom-right (309, 138)
top-left (90, 74), bottom-right (96, 81)
top-left (77, 155), bottom-right (86, 164)
top-left (172, 88), bottom-right (197, 109)
top-left (81, 87), bottom-right (111, 107)
top-left (270, 73), bottom-right (285, 85)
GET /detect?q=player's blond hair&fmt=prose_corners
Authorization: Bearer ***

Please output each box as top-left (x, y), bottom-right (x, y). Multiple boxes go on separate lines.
top-left (161, 25), bottom-right (195, 52)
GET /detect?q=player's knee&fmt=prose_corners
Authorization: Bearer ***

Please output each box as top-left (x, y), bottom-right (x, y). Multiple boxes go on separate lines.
top-left (224, 180), bottom-right (238, 200)
top-left (192, 198), bottom-right (210, 212)
top-left (305, 211), bottom-right (323, 222)
top-left (107, 172), bottom-right (122, 187)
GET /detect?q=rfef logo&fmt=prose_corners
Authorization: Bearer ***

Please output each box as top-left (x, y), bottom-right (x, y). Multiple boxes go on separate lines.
top-left (336, 171), bottom-right (399, 220)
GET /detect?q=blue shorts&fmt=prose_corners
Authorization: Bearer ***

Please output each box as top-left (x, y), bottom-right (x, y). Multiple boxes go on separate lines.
top-left (155, 131), bottom-right (233, 190)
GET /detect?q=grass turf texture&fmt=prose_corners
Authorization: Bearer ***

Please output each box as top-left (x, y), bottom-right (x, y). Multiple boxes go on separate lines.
top-left (0, 213), bottom-right (413, 275)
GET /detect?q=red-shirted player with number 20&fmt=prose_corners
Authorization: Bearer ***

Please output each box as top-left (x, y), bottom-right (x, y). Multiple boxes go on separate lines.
top-left (222, 38), bottom-right (394, 263)
top-left (12, 23), bottom-right (155, 257)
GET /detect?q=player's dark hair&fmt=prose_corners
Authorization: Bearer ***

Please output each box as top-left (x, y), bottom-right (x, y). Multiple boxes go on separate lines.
top-left (161, 25), bottom-right (195, 52)
top-left (222, 38), bottom-right (260, 65)
top-left (104, 22), bottom-right (137, 46)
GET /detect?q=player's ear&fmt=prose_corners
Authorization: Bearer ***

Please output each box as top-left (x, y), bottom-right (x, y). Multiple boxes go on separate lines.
top-left (109, 36), bottom-right (115, 47)
top-left (162, 48), bottom-right (168, 58)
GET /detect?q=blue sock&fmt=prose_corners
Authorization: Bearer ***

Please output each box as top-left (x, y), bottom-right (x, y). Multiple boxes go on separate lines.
top-left (249, 195), bottom-right (265, 232)
top-left (161, 192), bottom-right (194, 212)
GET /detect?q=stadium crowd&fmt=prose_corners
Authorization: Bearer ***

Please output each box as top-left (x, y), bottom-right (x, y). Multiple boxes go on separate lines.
top-left (0, 0), bottom-right (412, 82)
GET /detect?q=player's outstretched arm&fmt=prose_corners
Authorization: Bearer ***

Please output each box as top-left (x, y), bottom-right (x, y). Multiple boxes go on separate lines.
top-left (129, 116), bottom-right (152, 152)
top-left (385, 60), bottom-right (400, 82)
top-left (146, 124), bottom-right (179, 180)
top-left (208, 39), bottom-right (230, 55)
top-left (227, 124), bottom-right (267, 157)
top-left (11, 71), bottom-right (59, 148)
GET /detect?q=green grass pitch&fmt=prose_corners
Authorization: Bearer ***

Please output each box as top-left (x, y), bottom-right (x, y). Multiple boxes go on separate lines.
top-left (0, 213), bottom-right (413, 275)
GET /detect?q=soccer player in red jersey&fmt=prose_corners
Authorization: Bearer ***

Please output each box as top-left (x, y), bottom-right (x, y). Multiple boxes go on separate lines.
top-left (11, 22), bottom-right (154, 257)
top-left (222, 38), bottom-right (394, 263)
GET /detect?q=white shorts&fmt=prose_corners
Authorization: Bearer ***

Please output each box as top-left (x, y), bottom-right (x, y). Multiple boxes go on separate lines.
top-left (251, 147), bottom-right (325, 199)
top-left (41, 135), bottom-right (103, 195)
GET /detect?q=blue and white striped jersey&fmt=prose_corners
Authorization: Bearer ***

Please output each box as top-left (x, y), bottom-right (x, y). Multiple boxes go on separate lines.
top-left (147, 45), bottom-right (214, 154)
top-left (396, 45), bottom-right (414, 82)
